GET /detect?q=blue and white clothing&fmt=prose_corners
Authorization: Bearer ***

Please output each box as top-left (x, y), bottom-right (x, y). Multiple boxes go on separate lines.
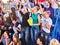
top-left (41, 16), bottom-right (52, 33)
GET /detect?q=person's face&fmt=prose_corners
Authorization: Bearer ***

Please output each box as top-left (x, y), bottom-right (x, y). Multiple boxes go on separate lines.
top-left (37, 38), bottom-right (43, 45)
top-left (33, 7), bottom-right (37, 13)
top-left (12, 20), bottom-right (16, 25)
top-left (13, 35), bottom-right (17, 42)
top-left (3, 32), bottom-right (8, 39)
top-left (44, 12), bottom-right (49, 19)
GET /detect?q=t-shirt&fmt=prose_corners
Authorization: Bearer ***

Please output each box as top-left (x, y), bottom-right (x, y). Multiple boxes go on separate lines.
top-left (13, 23), bottom-right (21, 34)
top-left (41, 16), bottom-right (52, 33)
top-left (20, 11), bottom-right (29, 27)
top-left (32, 13), bottom-right (39, 24)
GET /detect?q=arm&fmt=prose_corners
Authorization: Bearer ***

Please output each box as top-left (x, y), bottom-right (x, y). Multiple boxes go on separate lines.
top-left (45, 23), bottom-right (52, 30)
top-left (27, 0), bottom-right (33, 13)
top-left (16, 24), bottom-right (21, 32)
top-left (9, 41), bottom-right (13, 45)
top-left (5, 39), bottom-right (9, 45)
top-left (16, 27), bottom-right (21, 32)
top-left (42, 21), bottom-right (52, 30)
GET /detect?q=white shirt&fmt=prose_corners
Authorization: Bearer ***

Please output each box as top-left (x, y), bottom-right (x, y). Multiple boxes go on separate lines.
top-left (41, 16), bottom-right (52, 33)
top-left (13, 24), bottom-right (21, 34)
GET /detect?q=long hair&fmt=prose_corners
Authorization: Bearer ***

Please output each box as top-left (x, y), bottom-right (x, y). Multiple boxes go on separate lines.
top-left (13, 34), bottom-right (21, 45)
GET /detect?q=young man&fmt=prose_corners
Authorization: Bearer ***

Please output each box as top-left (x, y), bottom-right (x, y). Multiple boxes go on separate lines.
top-left (41, 11), bottom-right (52, 45)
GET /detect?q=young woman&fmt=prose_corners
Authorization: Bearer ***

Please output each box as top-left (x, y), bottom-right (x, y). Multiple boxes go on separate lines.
top-left (1, 31), bottom-right (11, 45)
top-left (27, 0), bottom-right (40, 42)
top-left (9, 34), bottom-right (21, 45)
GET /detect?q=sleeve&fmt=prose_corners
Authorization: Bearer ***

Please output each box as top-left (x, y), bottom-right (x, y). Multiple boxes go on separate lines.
top-left (17, 24), bottom-right (21, 28)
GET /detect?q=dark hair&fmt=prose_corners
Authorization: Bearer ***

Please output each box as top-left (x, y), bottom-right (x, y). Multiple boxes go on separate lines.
top-left (41, 4), bottom-right (46, 11)
top-left (4, 31), bottom-right (9, 36)
top-left (37, 33), bottom-right (45, 45)
top-left (48, 1), bottom-right (52, 8)
top-left (11, 7), bottom-right (16, 16)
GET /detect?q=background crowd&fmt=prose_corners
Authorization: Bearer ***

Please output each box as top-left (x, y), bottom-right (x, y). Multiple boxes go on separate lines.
top-left (0, 0), bottom-right (60, 45)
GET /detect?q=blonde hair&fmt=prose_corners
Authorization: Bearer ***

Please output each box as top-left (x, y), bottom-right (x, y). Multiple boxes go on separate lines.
top-left (13, 34), bottom-right (21, 45)
top-left (50, 39), bottom-right (60, 45)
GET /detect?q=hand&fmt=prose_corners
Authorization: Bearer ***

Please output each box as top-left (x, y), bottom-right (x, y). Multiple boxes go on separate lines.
top-left (9, 41), bottom-right (13, 45)
top-left (5, 38), bottom-right (8, 43)
top-left (16, 27), bottom-right (21, 32)
top-left (42, 22), bottom-right (46, 26)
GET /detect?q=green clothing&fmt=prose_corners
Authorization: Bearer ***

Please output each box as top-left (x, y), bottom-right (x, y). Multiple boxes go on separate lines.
top-left (32, 13), bottom-right (39, 24)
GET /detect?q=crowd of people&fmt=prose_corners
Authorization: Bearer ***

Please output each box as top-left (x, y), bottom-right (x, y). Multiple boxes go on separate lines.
top-left (0, 0), bottom-right (60, 45)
